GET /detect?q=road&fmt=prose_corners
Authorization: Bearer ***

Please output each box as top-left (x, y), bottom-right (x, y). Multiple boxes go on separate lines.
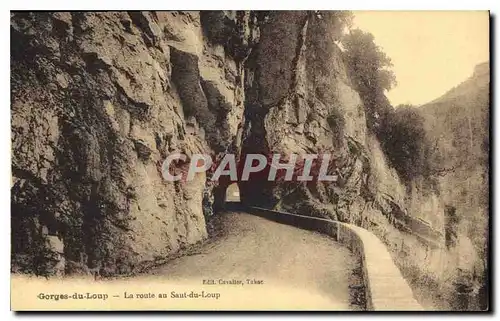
top-left (143, 211), bottom-right (363, 310)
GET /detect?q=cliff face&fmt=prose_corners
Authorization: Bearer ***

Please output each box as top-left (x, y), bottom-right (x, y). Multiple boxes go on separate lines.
top-left (11, 11), bottom-right (256, 275)
top-left (238, 12), bottom-right (488, 309)
top-left (240, 12), bottom-right (368, 220)
top-left (420, 64), bottom-right (489, 229)
top-left (416, 63), bottom-right (490, 308)
top-left (238, 11), bottom-right (433, 257)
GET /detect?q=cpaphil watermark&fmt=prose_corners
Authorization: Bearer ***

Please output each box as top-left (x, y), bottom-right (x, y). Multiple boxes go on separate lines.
top-left (160, 153), bottom-right (339, 182)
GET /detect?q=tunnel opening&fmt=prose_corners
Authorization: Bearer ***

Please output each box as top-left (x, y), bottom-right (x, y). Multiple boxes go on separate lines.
top-left (213, 181), bottom-right (239, 204)
top-left (226, 183), bottom-right (240, 202)
top-left (210, 151), bottom-right (280, 213)
top-left (211, 168), bottom-right (243, 213)
top-left (210, 151), bottom-right (331, 212)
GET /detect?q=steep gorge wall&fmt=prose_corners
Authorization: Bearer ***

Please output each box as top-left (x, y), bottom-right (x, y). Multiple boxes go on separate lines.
top-left (416, 63), bottom-right (490, 309)
top-left (11, 11), bottom-right (257, 275)
top-left (240, 11), bottom-right (368, 216)
top-left (239, 12), bottom-right (488, 310)
top-left (239, 12), bottom-right (428, 246)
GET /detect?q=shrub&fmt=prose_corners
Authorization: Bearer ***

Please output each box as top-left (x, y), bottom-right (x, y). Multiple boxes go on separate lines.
top-left (380, 105), bottom-right (434, 184)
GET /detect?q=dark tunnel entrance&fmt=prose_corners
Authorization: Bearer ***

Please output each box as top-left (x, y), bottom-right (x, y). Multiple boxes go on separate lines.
top-left (208, 149), bottom-right (341, 213)
top-left (212, 181), bottom-right (245, 213)
top-left (210, 152), bottom-right (289, 213)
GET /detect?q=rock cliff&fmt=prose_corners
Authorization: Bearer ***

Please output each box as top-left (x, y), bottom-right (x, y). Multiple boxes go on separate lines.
top-left (238, 12), bottom-right (488, 310)
top-left (11, 11), bottom-right (256, 275)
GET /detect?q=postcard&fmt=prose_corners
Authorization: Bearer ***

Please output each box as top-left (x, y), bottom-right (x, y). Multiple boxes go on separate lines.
top-left (10, 10), bottom-right (490, 311)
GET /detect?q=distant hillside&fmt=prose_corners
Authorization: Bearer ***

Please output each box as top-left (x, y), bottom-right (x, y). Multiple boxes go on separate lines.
top-left (419, 62), bottom-right (489, 297)
top-left (426, 62), bottom-right (489, 106)
top-left (420, 62), bottom-right (489, 171)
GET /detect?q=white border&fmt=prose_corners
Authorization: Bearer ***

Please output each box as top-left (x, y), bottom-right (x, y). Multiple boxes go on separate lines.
top-left (2, 1), bottom-right (498, 320)
top-left (3, 0), bottom-right (499, 10)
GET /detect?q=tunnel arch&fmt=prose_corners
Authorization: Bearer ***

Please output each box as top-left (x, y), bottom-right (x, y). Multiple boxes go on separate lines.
top-left (210, 151), bottom-right (299, 212)
top-left (225, 183), bottom-right (240, 202)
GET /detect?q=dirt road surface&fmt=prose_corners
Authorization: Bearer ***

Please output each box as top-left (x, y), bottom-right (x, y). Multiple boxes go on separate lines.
top-left (141, 212), bottom-right (362, 310)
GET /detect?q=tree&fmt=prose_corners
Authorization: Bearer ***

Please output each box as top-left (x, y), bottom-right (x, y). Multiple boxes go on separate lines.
top-left (341, 28), bottom-right (396, 133)
top-left (341, 29), bottom-right (438, 189)
top-left (328, 11), bottom-right (354, 41)
top-left (382, 105), bottom-right (434, 184)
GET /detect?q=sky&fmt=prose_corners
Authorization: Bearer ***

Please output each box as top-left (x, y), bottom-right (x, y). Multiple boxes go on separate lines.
top-left (353, 11), bottom-right (490, 106)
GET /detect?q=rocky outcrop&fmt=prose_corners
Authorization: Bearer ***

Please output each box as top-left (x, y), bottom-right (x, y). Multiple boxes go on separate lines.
top-left (347, 64), bottom-right (489, 311)
top-left (238, 12), bottom-right (488, 310)
top-left (11, 11), bottom-right (256, 276)
top-left (239, 12), bottom-right (367, 216)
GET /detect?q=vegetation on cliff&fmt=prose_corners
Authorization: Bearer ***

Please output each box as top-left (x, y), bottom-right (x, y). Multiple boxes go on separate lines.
top-left (341, 28), bottom-right (435, 187)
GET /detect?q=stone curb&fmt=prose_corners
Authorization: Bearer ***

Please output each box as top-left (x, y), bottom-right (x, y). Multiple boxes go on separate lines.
top-left (243, 205), bottom-right (424, 311)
